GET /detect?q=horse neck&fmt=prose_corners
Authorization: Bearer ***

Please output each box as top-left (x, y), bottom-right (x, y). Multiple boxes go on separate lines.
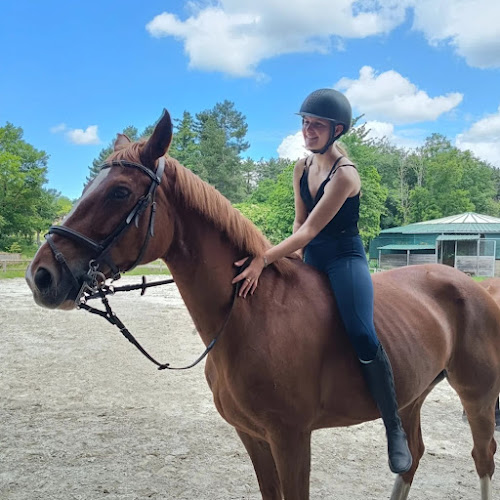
top-left (163, 205), bottom-right (240, 347)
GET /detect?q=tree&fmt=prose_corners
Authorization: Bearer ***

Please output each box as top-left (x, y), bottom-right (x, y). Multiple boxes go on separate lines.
top-left (235, 164), bottom-right (295, 244)
top-left (0, 123), bottom-right (49, 250)
top-left (30, 188), bottom-right (74, 246)
top-left (169, 112), bottom-right (203, 176)
top-left (408, 186), bottom-right (441, 223)
top-left (195, 102), bottom-right (250, 202)
top-left (201, 100), bottom-right (250, 155)
top-left (255, 157), bottom-right (290, 182)
top-left (340, 127), bottom-right (387, 245)
top-left (241, 158), bottom-right (257, 198)
top-left (421, 133), bottom-right (453, 158)
top-left (197, 113), bottom-right (244, 201)
top-left (265, 164), bottom-right (296, 243)
top-left (32, 188), bottom-right (59, 246)
top-left (413, 147), bottom-right (477, 220)
top-left (360, 137), bottom-right (408, 229)
top-left (458, 150), bottom-right (496, 214)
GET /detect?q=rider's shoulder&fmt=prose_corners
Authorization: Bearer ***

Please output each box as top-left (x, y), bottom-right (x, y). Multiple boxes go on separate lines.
top-left (294, 155), bottom-right (311, 174)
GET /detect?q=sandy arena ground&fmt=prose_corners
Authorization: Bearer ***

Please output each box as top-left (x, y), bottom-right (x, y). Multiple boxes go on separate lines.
top-left (0, 276), bottom-right (496, 499)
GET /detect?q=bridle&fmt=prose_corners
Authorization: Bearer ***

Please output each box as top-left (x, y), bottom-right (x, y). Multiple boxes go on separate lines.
top-left (45, 157), bottom-right (166, 300)
top-left (43, 155), bottom-right (249, 371)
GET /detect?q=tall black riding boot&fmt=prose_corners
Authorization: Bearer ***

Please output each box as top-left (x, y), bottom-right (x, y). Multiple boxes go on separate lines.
top-left (360, 344), bottom-right (412, 474)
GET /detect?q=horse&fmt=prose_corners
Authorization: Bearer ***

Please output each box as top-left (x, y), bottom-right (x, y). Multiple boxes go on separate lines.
top-left (25, 109), bottom-right (500, 500)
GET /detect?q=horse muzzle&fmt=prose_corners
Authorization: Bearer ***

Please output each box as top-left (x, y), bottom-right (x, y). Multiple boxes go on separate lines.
top-left (25, 251), bottom-right (84, 310)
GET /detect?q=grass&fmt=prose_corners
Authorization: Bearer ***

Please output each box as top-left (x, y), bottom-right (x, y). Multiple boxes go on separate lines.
top-left (120, 264), bottom-right (171, 277)
top-left (1, 269), bottom-right (29, 279)
top-left (0, 260), bottom-right (171, 280)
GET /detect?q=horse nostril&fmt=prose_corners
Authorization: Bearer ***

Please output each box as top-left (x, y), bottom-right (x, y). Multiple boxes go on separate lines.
top-left (34, 267), bottom-right (53, 291)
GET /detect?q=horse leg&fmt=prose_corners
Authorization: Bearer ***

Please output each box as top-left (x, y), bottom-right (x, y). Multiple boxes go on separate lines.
top-left (388, 409), bottom-right (419, 500)
top-left (461, 396), bottom-right (497, 498)
top-left (268, 429), bottom-right (312, 500)
top-left (390, 377), bottom-right (443, 500)
top-left (389, 402), bottom-right (425, 500)
top-left (236, 430), bottom-right (282, 500)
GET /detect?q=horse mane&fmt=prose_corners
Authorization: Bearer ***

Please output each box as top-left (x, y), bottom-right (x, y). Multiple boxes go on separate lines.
top-left (107, 141), bottom-right (297, 275)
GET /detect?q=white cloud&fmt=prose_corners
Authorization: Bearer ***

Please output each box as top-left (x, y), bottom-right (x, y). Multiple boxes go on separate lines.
top-left (456, 106), bottom-right (500, 167)
top-left (146, 1), bottom-right (500, 77)
top-left (336, 66), bottom-right (463, 124)
top-left (146, 1), bottom-right (410, 77)
top-left (361, 120), bottom-right (424, 149)
top-left (412, 0), bottom-right (500, 69)
top-left (277, 131), bottom-right (308, 161)
top-left (147, 9), bottom-right (266, 77)
top-left (362, 120), bottom-right (395, 141)
top-left (65, 125), bottom-right (100, 145)
top-left (50, 123), bottom-right (67, 133)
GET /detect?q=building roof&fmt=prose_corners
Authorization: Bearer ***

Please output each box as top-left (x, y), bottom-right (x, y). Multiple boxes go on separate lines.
top-left (380, 212), bottom-right (500, 235)
top-left (436, 234), bottom-right (480, 241)
top-left (377, 244), bottom-right (436, 251)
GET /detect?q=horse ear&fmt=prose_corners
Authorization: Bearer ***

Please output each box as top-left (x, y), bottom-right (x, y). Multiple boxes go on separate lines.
top-left (140, 109), bottom-right (173, 167)
top-left (114, 133), bottom-right (132, 151)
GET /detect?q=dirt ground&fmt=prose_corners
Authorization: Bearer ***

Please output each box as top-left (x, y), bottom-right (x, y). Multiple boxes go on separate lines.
top-left (0, 276), bottom-right (496, 499)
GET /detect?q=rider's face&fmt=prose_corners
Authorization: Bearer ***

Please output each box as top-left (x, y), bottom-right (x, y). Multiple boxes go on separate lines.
top-left (302, 116), bottom-right (331, 151)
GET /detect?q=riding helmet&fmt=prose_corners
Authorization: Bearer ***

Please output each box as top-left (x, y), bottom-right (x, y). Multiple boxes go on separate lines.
top-left (298, 88), bottom-right (352, 153)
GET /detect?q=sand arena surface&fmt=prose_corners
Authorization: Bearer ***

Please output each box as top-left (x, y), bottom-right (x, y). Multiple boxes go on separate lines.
top-left (0, 276), bottom-right (495, 499)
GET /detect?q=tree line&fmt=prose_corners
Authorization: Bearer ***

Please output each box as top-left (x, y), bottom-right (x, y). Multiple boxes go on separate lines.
top-left (2, 100), bottom-right (499, 254)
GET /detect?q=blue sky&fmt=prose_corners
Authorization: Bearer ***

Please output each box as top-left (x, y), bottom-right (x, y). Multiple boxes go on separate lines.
top-left (1, 0), bottom-right (499, 200)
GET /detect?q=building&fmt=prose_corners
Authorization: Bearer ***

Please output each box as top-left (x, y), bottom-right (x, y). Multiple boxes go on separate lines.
top-left (369, 212), bottom-right (500, 277)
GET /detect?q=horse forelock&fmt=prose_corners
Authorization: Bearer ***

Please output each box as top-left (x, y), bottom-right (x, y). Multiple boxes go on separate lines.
top-left (106, 140), bottom-right (147, 164)
top-left (105, 142), bottom-right (295, 274)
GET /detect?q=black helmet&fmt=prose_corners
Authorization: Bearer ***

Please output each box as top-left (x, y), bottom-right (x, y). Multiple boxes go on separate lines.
top-left (298, 88), bottom-right (352, 153)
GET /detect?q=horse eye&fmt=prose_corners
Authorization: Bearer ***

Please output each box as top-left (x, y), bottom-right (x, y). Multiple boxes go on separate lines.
top-left (110, 186), bottom-right (131, 200)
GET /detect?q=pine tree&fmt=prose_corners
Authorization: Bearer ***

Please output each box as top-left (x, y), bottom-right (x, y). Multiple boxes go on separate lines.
top-left (169, 112), bottom-right (203, 176)
top-left (195, 101), bottom-right (250, 202)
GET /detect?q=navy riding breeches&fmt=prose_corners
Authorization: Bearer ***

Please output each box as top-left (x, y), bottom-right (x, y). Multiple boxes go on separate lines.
top-left (304, 234), bottom-right (380, 361)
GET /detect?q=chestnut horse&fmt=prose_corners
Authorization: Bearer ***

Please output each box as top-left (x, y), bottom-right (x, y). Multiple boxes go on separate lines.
top-left (26, 110), bottom-right (500, 500)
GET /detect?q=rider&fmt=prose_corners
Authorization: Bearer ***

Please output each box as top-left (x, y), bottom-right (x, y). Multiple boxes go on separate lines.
top-left (233, 88), bottom-right (412, 474)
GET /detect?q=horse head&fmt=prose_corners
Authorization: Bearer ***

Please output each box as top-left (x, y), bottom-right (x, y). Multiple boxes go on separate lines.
top-left (26, 109), bottom-right (175, 309)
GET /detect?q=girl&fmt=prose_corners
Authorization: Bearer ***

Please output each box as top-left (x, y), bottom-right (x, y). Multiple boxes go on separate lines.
top-left (233, 88), bottom-right (412, 474)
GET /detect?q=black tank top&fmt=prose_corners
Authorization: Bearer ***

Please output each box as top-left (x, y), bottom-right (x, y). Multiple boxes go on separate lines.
top-left (299, 155), bottom-right (360, 240)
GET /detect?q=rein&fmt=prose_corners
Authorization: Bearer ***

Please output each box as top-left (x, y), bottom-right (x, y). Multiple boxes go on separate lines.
top-left (76, 264), bottom-right (248, 370)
